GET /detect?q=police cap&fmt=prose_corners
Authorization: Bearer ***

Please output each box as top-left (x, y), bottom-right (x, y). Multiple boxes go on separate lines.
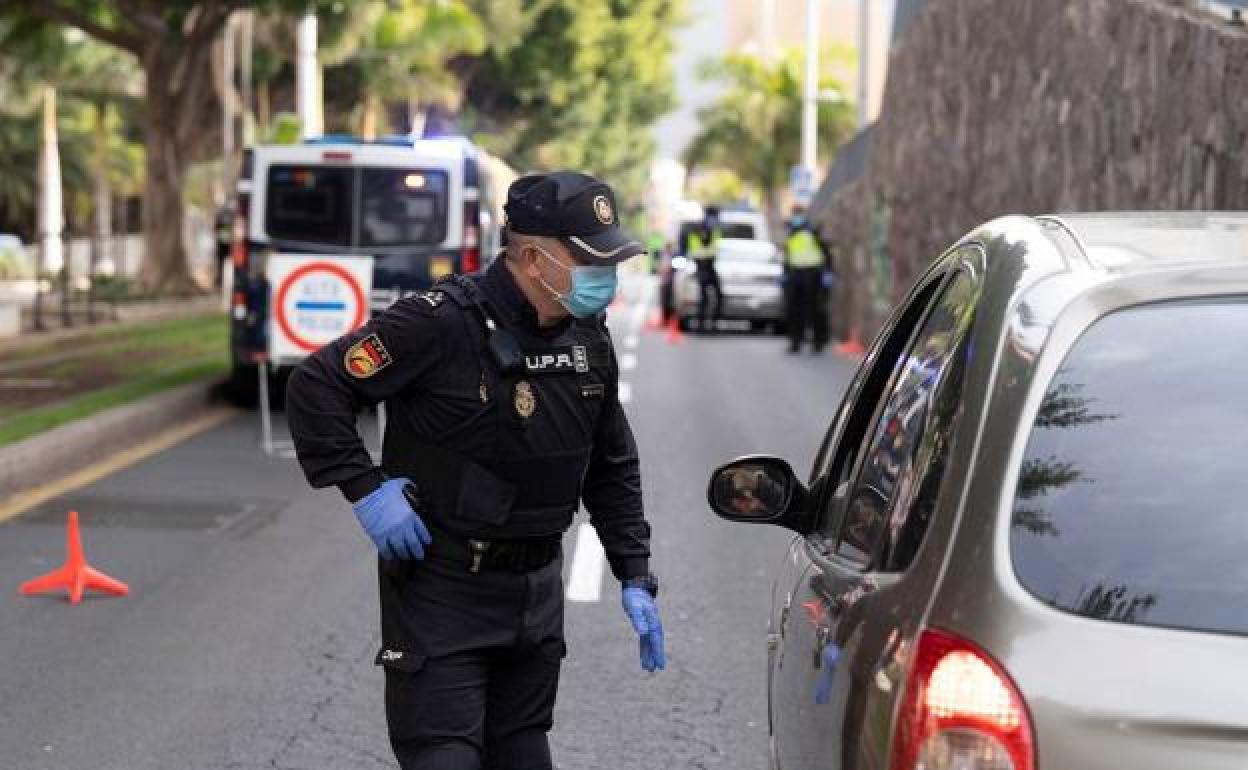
top-left (504, 171), bottom-right (643, 265)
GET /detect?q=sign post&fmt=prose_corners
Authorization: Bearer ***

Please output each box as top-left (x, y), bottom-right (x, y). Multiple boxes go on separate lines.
top-left (262, 254), bottom-right (375, 456)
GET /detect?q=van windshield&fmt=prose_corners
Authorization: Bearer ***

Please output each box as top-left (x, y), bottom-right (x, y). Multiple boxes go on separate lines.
top-left (264, 165), bottom-right (448, 249)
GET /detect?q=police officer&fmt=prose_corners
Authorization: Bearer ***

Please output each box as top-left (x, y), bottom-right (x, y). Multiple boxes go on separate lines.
top-left (782, 205), bottom-right (830, 353)
top-left (684, 205), bottom-right (723, 331)
top-left (286, 171), bottom-right (664, 770)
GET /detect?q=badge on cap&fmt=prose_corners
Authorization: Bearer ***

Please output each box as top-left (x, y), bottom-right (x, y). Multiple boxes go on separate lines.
top-left (345, 334), bottom-right (392, 378)
top-left (514, 380), bottom-right (537, 419)
top-left (593, 195), bottom-right (614, 225)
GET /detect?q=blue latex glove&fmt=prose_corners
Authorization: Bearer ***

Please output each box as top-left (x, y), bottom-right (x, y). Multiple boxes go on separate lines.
top-left (622, 587), bottom-right (666, 672)
top-left (814, 643), bottom-right (841, 705)
top-left (351, 478), bottom-right (432, 561)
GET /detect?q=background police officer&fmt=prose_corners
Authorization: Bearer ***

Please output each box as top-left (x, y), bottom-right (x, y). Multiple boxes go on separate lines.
top-left (684, 205), bottom-right (723, 331)
top-left (782, 205), bottom-right (831, 353)
top-left (286, 171), bottom-right (664, 770)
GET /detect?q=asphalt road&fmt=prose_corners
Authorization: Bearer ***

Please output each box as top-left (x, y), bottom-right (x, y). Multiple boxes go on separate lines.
top-left (0, 285), bottom-right (857, 770)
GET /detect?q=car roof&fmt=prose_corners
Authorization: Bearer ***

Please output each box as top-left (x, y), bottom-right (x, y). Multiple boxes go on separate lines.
top-left (1044, 212), bottom-right (1248, 272)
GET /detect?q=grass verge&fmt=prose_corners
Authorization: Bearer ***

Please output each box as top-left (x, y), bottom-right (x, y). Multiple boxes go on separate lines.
top-left (0, 313), bottom-right (229, 448)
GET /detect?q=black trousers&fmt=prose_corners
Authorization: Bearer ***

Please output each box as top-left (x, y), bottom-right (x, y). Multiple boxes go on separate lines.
top-left (785, 267), bottom-right (829, 350)
top-left (378, 553), bottom-right (565, 770)
top-left (695, 260), bottom-right (722, 328)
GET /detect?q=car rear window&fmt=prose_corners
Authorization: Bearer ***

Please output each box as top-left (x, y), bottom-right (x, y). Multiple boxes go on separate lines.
top-left (359, 168), bottom-right (448, 247)
top-left (1011, 299), bottom-right (1248, 635)
top-left (265, 165), bottom-right (354, 246)
top-left (720, 222), bottom-right (756, 239)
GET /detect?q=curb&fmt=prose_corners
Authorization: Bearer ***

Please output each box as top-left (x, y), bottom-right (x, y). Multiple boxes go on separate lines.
top-left (0, 378), bottom-right (234, 504)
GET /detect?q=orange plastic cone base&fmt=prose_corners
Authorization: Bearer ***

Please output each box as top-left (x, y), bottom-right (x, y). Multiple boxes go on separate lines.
top-left (665, 316), bottom-right (685, 345)
top-left (835, 338), bottom-right (866, 355)
top-left (19, 511), bottom-right (129, 605)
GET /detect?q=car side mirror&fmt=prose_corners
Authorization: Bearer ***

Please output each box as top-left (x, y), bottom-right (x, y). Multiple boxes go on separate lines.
top-left (707, 455), bottom-right (813, 534)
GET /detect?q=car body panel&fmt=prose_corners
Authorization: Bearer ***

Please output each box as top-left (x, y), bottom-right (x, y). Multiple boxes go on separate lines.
top-left (743, 212), bottom-right (1248, 770)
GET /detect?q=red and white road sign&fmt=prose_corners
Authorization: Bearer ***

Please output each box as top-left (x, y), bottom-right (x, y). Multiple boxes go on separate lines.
top-left (267, 255), bottom-right (373, 361)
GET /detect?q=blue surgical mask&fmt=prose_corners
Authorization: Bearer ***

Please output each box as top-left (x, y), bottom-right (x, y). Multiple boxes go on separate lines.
top-left (535, 246), bottom-right (618, 318)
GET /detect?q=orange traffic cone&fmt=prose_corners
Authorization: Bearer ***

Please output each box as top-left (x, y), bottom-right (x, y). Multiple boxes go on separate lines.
top-left (835, 327), bottom-right (866, 356)
top-left (19, 511), bottom-right (129, 604)
top-left (665, 316), bottom-right (685, 345)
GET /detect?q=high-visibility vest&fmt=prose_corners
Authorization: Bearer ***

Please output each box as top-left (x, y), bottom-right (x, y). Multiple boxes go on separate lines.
top-left (687, 230), bottom-right (720, 261)
top-left (785, 229), bottom-right (824, 268)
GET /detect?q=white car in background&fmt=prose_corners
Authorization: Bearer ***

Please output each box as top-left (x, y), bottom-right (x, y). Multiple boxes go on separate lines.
top-left (673, 236), bottom-right (785, 332)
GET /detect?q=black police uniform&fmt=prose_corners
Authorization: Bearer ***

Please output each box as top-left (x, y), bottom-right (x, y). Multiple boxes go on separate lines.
top-left (285, 175), bottom-right (651, 770)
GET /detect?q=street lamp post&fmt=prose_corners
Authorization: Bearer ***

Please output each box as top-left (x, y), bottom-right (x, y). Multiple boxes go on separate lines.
top-left (296, 12), bottom-right (322, 139)
top-left (798, 0), bottom-right (820, 203)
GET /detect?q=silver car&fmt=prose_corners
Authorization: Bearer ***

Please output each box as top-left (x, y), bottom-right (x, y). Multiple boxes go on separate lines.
top-left (674, 237), bottom-right (785, 330)
top-left (708, 213), bottom-right (1248, 770)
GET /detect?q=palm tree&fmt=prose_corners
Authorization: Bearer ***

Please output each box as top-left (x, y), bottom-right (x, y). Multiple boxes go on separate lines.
top-left (322, 0), bottom-right (485, 139)
top-left (685, 49), bottom-right (855, 230)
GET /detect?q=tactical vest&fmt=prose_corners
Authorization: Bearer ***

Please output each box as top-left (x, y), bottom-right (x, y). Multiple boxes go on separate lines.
top-left (785, 230), bottom-right (823, 269)
top-left (381, 275), bottom-right (615, 540)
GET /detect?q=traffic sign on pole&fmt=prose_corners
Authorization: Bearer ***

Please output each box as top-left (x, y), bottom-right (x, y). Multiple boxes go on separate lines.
top-left (267, 254), bottom-right (373, 362)
top-left (791, 165), bottom-right (815, 204)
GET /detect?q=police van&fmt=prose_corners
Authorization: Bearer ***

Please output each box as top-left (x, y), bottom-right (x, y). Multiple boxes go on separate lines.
top-left (226, 135), bottom-right (514, 404)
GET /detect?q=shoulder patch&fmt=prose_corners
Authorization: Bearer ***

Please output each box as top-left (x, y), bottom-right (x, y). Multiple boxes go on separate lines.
top-left (345, 333), bottom-right (393, 379)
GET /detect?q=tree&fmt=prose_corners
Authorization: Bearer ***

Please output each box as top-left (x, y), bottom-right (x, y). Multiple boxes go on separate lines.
top-left (684, 48), bottom-right (855, 229)
top-left (0, 0), bottom-right (318, 295)
top-left (321, 0), bottom-right (484, 139)
top-left (459, 0), bottom-right (682, 206)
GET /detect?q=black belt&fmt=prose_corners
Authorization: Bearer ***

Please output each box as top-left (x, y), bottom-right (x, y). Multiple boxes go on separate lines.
top-left (425, 526), bottom-right (562, 574)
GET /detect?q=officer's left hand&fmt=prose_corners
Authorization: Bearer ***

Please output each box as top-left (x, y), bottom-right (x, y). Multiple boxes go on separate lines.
top-left (621, 586), bottom-right (666, 672)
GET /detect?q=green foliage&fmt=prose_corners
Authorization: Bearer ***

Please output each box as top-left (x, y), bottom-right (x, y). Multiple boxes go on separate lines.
top-left (461, 0), bottom-right (682, 204)
top-left (322, 0), bottom-right (485, 136)
top-left (268, 112), bottom-right (303, 145)
top-left (688, 169), bottom-right (751, 207)
top-left (685, 48), bottom-right (856, 215)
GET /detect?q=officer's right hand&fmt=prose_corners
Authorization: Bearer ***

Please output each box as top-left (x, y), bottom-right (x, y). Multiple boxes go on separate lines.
top-left (351, 478), bottom-right (433, 561)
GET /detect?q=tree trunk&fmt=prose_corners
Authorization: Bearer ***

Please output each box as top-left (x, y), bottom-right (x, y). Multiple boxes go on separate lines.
top-left (360, 91), bottom-right (382, 140)
top-left (763, 186), bottom-right (784, 244)
top-left (90, 101), bottom-right (112, 323)
top-left (257, 80), bottom-right (271, 139)
top-left (138, 55), bottom-right (200, 296)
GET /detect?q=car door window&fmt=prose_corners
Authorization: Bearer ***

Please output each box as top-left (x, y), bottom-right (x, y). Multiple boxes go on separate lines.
top-left (806, 269), bottom-right (948, 556)
top-left (834, 264), bottom-right (980, 569)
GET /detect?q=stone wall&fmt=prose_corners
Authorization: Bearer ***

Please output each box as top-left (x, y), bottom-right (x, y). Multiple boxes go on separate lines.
top-left (815, 0), bottom-right (1248, 337)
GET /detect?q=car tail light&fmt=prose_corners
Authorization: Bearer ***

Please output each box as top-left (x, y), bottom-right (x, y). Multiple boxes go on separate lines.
top-left (890, 629), bottom-right (1034, 770)
top-left (462, 200), bottom-right (480, 274)
top-left (230, 209), bottom-right (248, 271)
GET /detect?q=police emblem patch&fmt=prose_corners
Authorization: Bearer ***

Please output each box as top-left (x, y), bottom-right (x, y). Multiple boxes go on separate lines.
top-left (513, 380), bottom-right (537, 418)
top-left (593, 195), bottom-right (614, 225)
top-left (344, 334), bottom-right (392, 378)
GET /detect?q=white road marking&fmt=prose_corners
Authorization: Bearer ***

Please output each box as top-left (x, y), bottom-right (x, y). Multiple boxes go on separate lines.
top-left (619, 352), bottom-right (638, 370)
top-left (624, 334), bottom-right (640, 349)
top-left (617, 381), bottom-right (633, 404)
top-left (566, 522), bottom-right (607, 602)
